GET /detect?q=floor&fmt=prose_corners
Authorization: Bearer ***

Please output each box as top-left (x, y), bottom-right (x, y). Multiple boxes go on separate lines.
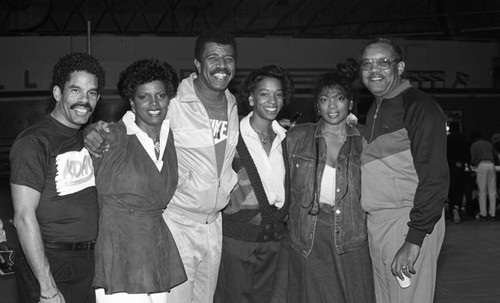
top-left (1, 175), bottom-right (499, 303)
top-left (435, 215), bottom-right (500, 303)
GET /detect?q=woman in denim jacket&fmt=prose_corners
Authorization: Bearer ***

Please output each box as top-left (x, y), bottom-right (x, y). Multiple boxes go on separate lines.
top-left (285, 59), bottom-right (375, 303)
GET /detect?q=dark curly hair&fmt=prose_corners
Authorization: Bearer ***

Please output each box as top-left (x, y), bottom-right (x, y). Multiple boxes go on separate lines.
top-left (117, 59), bottom-right (179, 101)
top-left (237, 65), bottom-right (295, 115)
top-left (314, 58), bottom-right (360, 111)
top-left (51, 52), bottom-right (105, 92)
top-left (194, 30), bottom-right (237, 62)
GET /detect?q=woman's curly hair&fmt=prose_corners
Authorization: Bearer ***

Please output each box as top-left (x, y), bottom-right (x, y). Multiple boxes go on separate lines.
top-left (314, 58), bottom-right (360, 109)
top-left (51, 52), bottom-right (105, 91)
top-left (117, 59), bottom-right (179, 101)
top-left (237, 65), bottom-right (295, 115)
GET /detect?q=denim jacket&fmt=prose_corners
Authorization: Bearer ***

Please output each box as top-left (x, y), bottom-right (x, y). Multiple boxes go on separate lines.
top-left (286, 120), bottom-right (368, 257)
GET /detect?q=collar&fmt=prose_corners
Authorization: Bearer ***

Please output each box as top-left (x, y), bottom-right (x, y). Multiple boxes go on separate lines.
top-left (122, 110), bottom-right (170, 138)
top-left (47, 114), bottom-right (80, 136)
top-left (383, 79), bottom-right (412, 100)
top-left (240, 112), bottom-right (286, 144)
top-left (313, 119), bottom-right (360, 138)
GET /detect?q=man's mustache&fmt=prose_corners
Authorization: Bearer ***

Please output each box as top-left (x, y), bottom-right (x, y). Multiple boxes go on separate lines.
top-left (70, 102), bottom-right (93, 112)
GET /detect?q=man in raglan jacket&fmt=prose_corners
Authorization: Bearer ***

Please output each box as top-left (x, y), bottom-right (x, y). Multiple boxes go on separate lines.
top-left (359, 38), bottom-right (449, 303)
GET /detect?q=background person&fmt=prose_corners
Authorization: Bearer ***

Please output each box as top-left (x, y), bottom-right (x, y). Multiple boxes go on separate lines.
top-left (359, 38), bottom-right (449, 303)
top-left (214, 65), bottom-right (294, 303)
top-left (470, 130), bottom-right (497, 220)
top-left (285, 60), bottom-right (375, 303)
top-left (92, 59), bottom-right (187, 303)
top-left (447, 121), bottom-right (468, 224)
top-left (491, 133), bottom-right (500, 164)
top-left (10, 52), bottom-right (105, 303)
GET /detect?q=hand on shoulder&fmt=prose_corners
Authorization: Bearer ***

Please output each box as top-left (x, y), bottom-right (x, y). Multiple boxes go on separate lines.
top-left (84, 121), bottom-right (112, 158)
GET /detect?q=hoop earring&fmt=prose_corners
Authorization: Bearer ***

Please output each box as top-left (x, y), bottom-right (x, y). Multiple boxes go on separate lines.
top-left (346, 112), bottom-right (358, 126)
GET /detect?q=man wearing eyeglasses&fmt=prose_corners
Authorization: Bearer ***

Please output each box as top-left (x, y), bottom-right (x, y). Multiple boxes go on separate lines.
top-left (359, 38), bottom-right (449, 303)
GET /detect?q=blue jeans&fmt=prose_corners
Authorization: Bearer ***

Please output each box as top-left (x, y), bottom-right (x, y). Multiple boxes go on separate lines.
top-left (287, 208), bottom-right (375, 303)
top-left (14, 248), bottom-right (95, 303)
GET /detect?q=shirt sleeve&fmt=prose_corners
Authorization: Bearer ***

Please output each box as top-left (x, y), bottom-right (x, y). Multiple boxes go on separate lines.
top-left (9, 135), bottom-right (47, 193)
top-left (404, 91), bottom-right (449, 246)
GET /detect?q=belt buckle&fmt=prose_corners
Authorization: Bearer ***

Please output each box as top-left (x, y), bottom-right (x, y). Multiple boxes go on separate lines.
top-left (75, 241), bottom-right (94, 251)
top-left (75, 243), bottom-right (85, 250)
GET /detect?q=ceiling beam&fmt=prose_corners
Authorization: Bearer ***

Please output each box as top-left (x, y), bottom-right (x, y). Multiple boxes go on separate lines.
top-left (299, 0), bottom-right (337, 34)
top-left (271, 0), bottom-right (313, 34)
top-left (93, 0), bottom-right (123, 33)
top-left (124, 0), bottom-right (153, 32)
top-left (244, 0), bottom-right (280, 31)
top-left (216, 0), bottom-right (247, 28)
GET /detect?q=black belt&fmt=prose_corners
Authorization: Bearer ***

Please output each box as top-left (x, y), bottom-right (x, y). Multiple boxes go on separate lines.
top-left (44, 240), bottom-right (95, 251)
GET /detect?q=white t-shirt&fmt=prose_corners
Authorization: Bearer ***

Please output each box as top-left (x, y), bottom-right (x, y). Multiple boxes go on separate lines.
top-left (319, 164), bottom-right (336, 205)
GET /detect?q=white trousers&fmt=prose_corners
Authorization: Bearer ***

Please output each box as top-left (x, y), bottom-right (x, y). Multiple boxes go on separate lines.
top-left (95, 288), bottom-right (168, 303)
top-left (475, 161), bottom-right (497, 217)
top-left (163, 208), bottom-right (222, 303)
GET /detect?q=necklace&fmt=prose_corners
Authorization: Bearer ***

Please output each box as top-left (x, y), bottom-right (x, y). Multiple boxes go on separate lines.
top-left (249, 116), bottom-right (274, 145)
top-left (255, 131), bottom-right (273, 145)
top-left (154, 137), bottom-right (160, 159)
top-left (250, 124), bottom-right (274, 145)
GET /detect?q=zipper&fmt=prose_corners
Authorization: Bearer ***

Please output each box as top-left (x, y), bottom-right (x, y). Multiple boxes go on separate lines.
top-left (369, 100), bottom-right (382, 143)
top-left (206, 100), bottom-right (234, 224)
top-left (207, 178), bottom-right (221, 224)
top-left (198, 99), bottom-right (220, 224)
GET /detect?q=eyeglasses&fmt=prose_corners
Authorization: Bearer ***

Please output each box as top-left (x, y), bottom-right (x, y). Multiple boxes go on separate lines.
top-left (360, 58), bottom-right (399, 71)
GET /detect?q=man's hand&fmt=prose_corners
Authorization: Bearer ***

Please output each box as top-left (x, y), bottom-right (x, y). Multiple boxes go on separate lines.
top-left (391, 241), bottom-right (421, 280)
top-left (84, 121), bottom-right (111, 158)
top-left (278, 118), bottom-right (298, 130)
top-left (40, 290), bottom-right (66, 303)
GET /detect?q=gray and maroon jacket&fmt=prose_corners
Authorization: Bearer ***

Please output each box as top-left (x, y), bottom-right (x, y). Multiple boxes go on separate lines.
top-left (361, 80), bottom-right (449, 246)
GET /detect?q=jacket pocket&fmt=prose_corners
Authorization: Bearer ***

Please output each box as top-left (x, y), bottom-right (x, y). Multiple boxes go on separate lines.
top-left (290, 154), bottom-right (316, 193)
top-left (288, 199), bottom-right (316, 257)
top-left (393, 176), bottom-right (417, 206)
top-left (219, 169), bottom-right (238, 201)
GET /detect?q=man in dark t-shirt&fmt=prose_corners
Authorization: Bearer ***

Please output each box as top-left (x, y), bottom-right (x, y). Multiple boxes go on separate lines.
top-left (9, 53), bottom-right (105, 303)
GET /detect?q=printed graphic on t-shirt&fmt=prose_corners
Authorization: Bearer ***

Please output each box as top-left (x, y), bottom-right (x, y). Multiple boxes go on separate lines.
top-left (210, 118), bottom-right (228, 145)
top-left (55, 148), bottom-right (95, 196)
